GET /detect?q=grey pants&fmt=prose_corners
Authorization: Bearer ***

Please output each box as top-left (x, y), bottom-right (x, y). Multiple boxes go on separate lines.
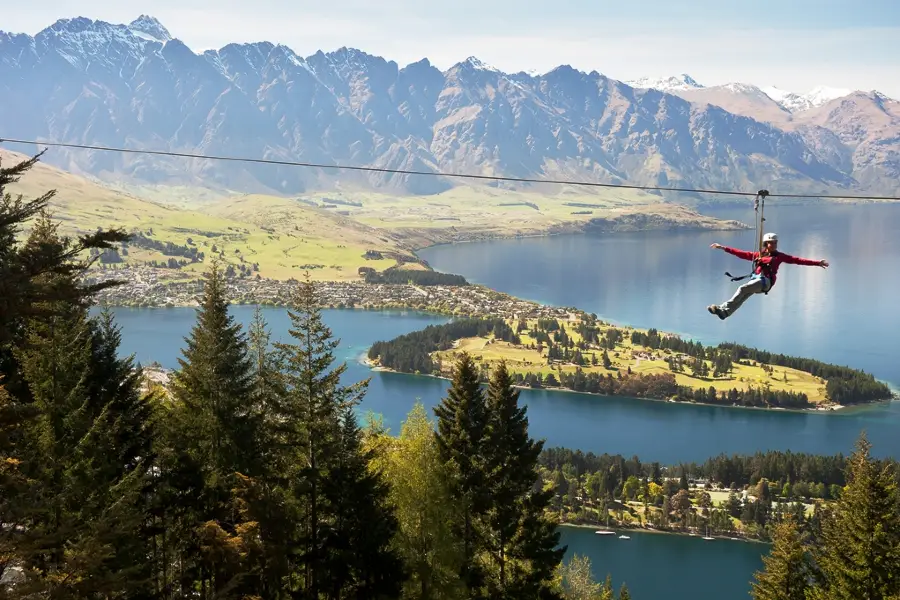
top-left (719, 276), bottom-right (771, 317)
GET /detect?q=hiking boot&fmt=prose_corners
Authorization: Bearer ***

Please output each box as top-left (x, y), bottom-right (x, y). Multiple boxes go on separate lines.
top-left (707, 305), bottom-right (727, 320)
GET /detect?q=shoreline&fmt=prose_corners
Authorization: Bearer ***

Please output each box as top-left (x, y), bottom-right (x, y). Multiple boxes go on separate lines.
top-left (99, 296), bottom-right (896, 413)
top-left (406, 215), bottom-right (750, 255)
top-left (363, 360), bottom-right (892, 415)
top-left (394, 205), bottom-right (752, 256)
top-left (556, 521), bottom-right (771, 545)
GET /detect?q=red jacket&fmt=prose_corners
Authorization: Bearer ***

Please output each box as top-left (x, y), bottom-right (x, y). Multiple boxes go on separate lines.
top-left (722, 246), bottom-right (821, 286)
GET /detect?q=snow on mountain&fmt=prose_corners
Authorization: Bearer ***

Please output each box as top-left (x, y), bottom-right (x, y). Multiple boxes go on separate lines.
top-left (762, 85), bottom-right (854, 113)
top-left (127, 15), bottom-right (172, 43)
top-left (761, 86), bottom-right (813, 112)
top-left (631, 76), bottom-right (873, 115)
top-left (805, 85), bottom-right (855, 107)
top-left (626, 74), bottom-right (703, 91)
top-left (462, 56), bottom-right (500, 72)
top-left (0, 14), bottom-right (896, 197)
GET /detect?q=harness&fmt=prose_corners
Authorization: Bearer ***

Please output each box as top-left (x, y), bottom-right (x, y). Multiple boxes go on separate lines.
top-left (724, 190), bottom-right (773, 295)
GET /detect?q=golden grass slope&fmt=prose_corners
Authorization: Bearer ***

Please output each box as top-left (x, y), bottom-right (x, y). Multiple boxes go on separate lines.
top-left (432, 318), bottom-right (828, 403)
top-left (2, 147), bottom-right (744, 282)
top-left (0, 148), bottom-right (409, 280)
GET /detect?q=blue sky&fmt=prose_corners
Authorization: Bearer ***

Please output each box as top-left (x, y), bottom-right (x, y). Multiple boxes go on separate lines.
top-left (5, 0), bottom-right (900, 97)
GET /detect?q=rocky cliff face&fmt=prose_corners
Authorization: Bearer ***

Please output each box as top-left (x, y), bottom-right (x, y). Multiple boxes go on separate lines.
top-left (1, 16), bottom-right (895, 198)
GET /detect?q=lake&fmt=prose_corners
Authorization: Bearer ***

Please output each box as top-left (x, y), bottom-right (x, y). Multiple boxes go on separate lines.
top-left (419, 203), bottom-right (900, 391)
top-left (105, 304), bottom-right (900, 466)
top-left (557, 526), bottom-right (766, 600)
top-left (104, 305), bottom-right (772, 600)
top-left (98, 202), bottom-right (900, 600)
top-left (105, 204), bottom-right (900, 464)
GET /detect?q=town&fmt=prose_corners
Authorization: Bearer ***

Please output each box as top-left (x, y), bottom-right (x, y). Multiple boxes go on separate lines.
top-left (82, 265), bottom-right (573, 320)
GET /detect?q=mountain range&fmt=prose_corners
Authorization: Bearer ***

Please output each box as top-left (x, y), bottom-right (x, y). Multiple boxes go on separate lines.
top-left (1, 15), bottom-right (898, 199)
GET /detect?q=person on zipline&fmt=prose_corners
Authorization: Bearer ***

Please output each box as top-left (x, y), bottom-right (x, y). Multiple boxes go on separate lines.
top-left (707, 233), bottom-right (829, 320)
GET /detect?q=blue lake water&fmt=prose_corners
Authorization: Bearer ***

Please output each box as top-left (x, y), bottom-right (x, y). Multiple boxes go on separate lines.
top-left (98, 202), bottom-right (900, 600)
top-left (558, 526), bottom-right (766, 600)
top-left (419, 203), bottom-right (900, 390)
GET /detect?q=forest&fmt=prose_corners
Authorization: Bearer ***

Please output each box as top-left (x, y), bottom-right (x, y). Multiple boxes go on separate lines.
top-left (632, 330), bottom-right (892, 404)
top-left (3, 153), bottom-right (900, 600)
top-left (362, 266), bottom-right (470, 286)
top-left (536, 445), bottom-right (900, 542)
top-left (0, 153), bottom-right (629, 599)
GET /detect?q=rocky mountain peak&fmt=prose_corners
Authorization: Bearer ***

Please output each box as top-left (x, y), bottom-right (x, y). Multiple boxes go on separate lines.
top-left (128, 15), bottom-right (172, 43)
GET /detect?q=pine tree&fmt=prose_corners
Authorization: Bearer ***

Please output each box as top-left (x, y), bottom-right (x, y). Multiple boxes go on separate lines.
top-left (434, 351), bottom-right (490, 596)
top-left (274, 273), bottom-right (369, 597)
top-left (1, 156), bottom-right (127, 398)
top-left (0, 379), bottom-right (34, 588)
top-left (321, 403), bottom-right (405, 599)
top-left (483, 361), bottom-right (565, 599)
top-left (171, 259), bottom-right (262, 479)
top-left (247, 304), bottom-right (286, 474)
top-left (167, 260), bottom-right (265, 597)
top-left (808, 433), bottom-right (900, 600)
top-left (9, 215), bottom-right (157, 597)
top-left (750, 517), bottom-right (811, 600)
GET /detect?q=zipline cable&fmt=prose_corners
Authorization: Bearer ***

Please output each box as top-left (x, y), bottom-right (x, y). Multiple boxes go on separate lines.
top-left (2, 136), bottom-right (900, 201)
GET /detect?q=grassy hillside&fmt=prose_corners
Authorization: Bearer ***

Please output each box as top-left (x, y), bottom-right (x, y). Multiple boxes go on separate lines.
top-left (1, 149), bottom-right (410, 280)
top-left (2, 148), bottom-right (745, 282)
top-left (439, 328), bottom-right (827, 403)
top-left (267, 186), bottom-right (739, 248)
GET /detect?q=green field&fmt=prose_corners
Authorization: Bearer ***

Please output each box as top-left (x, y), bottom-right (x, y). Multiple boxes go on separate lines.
top-left (433, 317), bottom-right (829, 402)
top-left (2, 148), bottom-right (743, 282)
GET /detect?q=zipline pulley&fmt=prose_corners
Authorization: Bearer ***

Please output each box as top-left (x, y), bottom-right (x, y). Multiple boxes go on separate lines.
top-left (723, 189), bottom-right (772, 293)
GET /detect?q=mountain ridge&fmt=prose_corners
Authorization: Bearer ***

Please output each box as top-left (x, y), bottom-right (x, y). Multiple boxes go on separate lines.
top-left (0, 15), bottom-right (897, 199)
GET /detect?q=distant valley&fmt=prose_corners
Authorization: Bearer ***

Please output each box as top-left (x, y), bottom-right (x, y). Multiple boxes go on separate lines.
top-left (1, 147), bottom-right (736, 282)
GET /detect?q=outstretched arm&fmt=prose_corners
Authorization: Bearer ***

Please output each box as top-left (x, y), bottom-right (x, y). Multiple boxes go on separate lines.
top-left (780, 253), bottom-right (829, 268)
top-left (710, 243), bottom-right (756, 261)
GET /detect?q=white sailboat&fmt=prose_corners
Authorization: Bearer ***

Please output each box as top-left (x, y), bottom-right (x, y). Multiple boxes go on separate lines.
top-left (595, 513), bottom-right (616, 536)
top-left (702, 523), bottom-right (714, 541)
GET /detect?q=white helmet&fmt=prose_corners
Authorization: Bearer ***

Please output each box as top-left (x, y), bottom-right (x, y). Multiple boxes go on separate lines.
top-left (763, 233), bottom-right (778, 243)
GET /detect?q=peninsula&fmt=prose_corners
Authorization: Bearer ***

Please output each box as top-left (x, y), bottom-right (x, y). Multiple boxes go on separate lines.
top-left (366, 315), bottom-right (894, 411)
top-left (6, 150), bottom-right (891, 412)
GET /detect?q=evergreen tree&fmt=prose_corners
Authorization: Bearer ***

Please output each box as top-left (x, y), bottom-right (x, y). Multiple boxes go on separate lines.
top-left (321, 404), bottom-right (406, 599)
top-left (0, 379), bottom-right (33, 589)
top-left (247, 304), bottom-right (286, 473)
top-left (274, 274), bottom-right (370, 597)
top-left (483, 361), bottom-right (565, 599)
top-left (171, 259), bottom-right (262, 480)
top-left (164, 260), bottom-right (268, 597)
top-left (1, 155), bottom-right (127, 398)
top-left (233, 307), bottom-right (312, 599)
top-left (9, 215), bottom-right (157, 597)
top-left (750, 517), bottom-right (811, 600)
top-left (808, 433), bottom-right (900, 600)
top-left (434, 352), bottom-right (490, 596)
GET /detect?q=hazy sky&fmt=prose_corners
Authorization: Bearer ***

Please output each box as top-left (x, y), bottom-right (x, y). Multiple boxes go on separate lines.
top-left (5, 0), bottom-right (900, 97)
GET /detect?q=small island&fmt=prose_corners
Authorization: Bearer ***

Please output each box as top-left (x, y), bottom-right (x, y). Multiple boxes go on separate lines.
top-left (367, 314), bottom-right (894, 411)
